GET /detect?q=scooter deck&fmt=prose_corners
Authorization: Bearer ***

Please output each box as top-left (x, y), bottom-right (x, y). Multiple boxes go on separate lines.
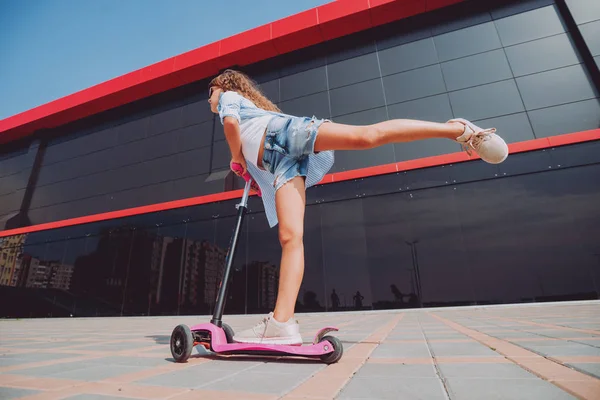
top-left (190, 322), bottom-right (338, 356)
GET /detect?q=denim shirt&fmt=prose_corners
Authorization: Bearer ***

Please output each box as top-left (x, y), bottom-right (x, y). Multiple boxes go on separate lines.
top-left (217, 91), bottom-right (334, 228)
top-left (217, 91), bottom-right (280, 124)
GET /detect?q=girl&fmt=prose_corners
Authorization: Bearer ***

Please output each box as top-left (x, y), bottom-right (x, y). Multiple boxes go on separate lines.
top-left (207, 69), bottom-right (508, 345)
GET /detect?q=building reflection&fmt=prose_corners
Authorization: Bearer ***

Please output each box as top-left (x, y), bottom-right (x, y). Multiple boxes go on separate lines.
top-left (1, 159), bottom-right (600, 318)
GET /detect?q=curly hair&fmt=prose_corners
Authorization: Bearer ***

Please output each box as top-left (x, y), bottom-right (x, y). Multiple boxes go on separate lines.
top-left (209, 69), bottom-right (281, 112)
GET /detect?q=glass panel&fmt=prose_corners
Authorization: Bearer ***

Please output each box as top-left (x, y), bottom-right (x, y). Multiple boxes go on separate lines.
top-left (455, 171), bottom-right (598, 304)
top-left (320, 199), bottom-right (372, 312)
top-left (1, 238), bottom-right (70, 318)
top-left (246, 212), bottom-right (281, 315)
top-left (302, 206), bottom-right (327, 313)
top-left (136, 223), bottom-right (187, 316)
top-left (69, 228), bottom-right (132, 316)
top-left (3, 242), bottom-right (46, 317)
top-left (42, 239), bottom-right (72, 317)
top-left (537, 167), bottom-right (600, 300)
top-left (404, 187), bottom-right (474, 307)
top-left (245, 205), bottom-right (327, 316)
top-left (181, 219), bottom-right (218, 316)
top-left (64, 236), bottom-right (96, 316)
top-left (363, 192), bottom-right (421, 310)
top-left (215, 215), bottom-right (248, 316)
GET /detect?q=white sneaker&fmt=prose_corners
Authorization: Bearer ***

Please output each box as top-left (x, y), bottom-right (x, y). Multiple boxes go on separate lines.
top-left (449, 118), bottom-right (509, 164)
top-left (233, 312), bottom-right (303, 345)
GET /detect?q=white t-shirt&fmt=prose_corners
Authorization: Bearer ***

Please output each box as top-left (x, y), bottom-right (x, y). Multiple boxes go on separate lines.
top-left (240, 115), bottom-right (272, 167)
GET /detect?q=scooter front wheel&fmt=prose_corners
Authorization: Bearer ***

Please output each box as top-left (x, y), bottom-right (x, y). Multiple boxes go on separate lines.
top-left (170, 324), bottom-right (194, 363)
top-left (319, 335), bottom-right (343, 364)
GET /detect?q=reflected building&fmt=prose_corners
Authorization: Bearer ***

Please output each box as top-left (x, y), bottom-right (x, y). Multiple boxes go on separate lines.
top-left (0, 235), bottom-right (26, 286)
top-left (246, 261), bottom-right (279, 313)
top-left (150, 234), bottom-right (227, 312)
top-left (25, 260), bottom-right (74, 290)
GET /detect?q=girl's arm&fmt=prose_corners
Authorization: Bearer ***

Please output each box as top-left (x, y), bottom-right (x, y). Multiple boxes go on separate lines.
top-left (218, 92), bottom-right (247, 175)
top-left (223, 116), bottom-right (243, 159)
top-left (223, 116), bottom-right (247, 175)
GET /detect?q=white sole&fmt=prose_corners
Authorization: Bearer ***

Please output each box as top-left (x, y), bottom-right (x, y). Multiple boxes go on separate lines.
top-left (233, 335), bottom-right (303, 346)
top-left (492, 151), bottom-right (509, 164)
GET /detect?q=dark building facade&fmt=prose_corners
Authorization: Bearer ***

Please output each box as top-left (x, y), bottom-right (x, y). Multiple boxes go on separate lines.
top-left (1, 0), bottom-right (599, 318)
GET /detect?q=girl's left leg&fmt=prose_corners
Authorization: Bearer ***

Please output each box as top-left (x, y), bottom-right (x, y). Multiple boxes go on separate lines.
top-left (314, 118), bottom-right (508, 164)
top-left (314, 119), bottom-right (463, 151)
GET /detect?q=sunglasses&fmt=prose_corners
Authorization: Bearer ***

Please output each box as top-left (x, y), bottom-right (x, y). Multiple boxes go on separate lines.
top-left (209, 87), bottom-right (216, 98)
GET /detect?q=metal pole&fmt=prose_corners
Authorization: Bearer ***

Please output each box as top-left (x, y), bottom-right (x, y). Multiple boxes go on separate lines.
top-left (176, 224), bottom-right (189, 316)
top-left (412, 241), bottom-right (423, 307)
top-left (406, 240), bottom-right (423, 307)
top-left (211, 180), bottom-right (252, 327)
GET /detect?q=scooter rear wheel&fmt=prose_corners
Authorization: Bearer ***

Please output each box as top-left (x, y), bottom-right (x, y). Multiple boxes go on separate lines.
top-left (171, 324), bottom-right (194, 363)
top-left (222, 323), bottom-right (235, 343)
top-left (319, 335), bottom-right (343, 364)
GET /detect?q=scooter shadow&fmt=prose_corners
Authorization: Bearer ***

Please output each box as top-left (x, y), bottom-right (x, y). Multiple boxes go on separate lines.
top-left (146, 335), bottom-right (170, 345)
top-left (165, 345), bottom-right (326, 364)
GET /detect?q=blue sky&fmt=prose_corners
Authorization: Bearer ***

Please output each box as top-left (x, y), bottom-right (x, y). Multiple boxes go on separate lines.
top-left (0, 0), bottom-right (330, 119)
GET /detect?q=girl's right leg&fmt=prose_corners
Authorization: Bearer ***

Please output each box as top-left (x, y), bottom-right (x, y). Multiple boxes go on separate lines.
top-left (314, 118), bottom-right (508, 164)
top-left (232, 176), bottom-right (305, 345)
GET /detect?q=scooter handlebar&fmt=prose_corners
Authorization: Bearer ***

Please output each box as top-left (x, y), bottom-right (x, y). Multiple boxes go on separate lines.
top-left (231, 162), bottom-right (262, 197)
top-left (240, 179), bottom-right (252, 207)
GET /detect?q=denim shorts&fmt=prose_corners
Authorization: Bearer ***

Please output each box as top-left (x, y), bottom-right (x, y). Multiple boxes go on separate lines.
top-left (261, 114), bottom-right (330, 191)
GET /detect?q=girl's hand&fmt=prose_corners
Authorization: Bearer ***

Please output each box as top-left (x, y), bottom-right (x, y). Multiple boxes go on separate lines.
top-left (231, 157), bottom-right (262, 197)
top-left (230, 157), bottom-right (248, 177)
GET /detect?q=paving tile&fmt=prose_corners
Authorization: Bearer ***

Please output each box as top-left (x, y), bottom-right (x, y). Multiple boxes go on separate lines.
top-left (370, 343), bottom-right (431, 358)
top-left (354, 363), bottom-right (437, 378)
top-left (338, 377), bottom-right (447, 400)
top-left (248, 360), bottom-right (324, 376)
top-left (492, 332), bottom-right (546, 339)
top-left (172, 389), bottom-right (277, 400)
top-left (428, 342), bottom-right (500, 357)
top-left (532, 330), bottom-right (600, 338)
top-left (5, 376), bottom-right (85, 391)
top-left (51, 365), bottom-right (146, 381)
top-left (136, 361), bottom-right (259, 388)
top-left (566, 363), bottom-right (600, 379)
top-left (190, 359), bottom-right (263, 371)
top-left (570, 338), bottom-right (600, 347)
top-left (569, 325), bottom-right (600, 330)
top-left (0, 352), bottom-right (77, 367)
top-left (77, 342), bottom-right (160, 351)
top-left (385, 333), bottom-right (427, 340)
top-left (65, 395), bottom-right (134, 400)
top-left (14, 361), bottom-right (99, 377)
top-left (445, 377), bottom-right (576, 399)
top-left (0, 387), bottom-right (41, 399)
top-left (2, 341), bottom-right (79, 350)
top-left (87, 356), bottom-right (166, 368)
top-left (423, 334), bottom-right (472, 340)
top-left (521, 343), bottom-right (600, 357)
top-left (509, 339), bottom-right (568, 346)
top-left (438, 363), bottom-right (537, 378)
top-left (201, 371), bottom-right (308, 395)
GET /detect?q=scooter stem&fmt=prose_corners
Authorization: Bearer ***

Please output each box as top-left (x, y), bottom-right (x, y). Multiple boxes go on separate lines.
top-left (211, 179), bottom-right (253, 327)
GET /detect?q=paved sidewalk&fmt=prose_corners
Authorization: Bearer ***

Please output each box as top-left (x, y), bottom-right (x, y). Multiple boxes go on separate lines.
top-left (1, 301), bottom-right (599, 399)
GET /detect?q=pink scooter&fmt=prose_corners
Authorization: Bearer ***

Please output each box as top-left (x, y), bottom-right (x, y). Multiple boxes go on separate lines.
top-left (170, 176), bottom-right (343, 364)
